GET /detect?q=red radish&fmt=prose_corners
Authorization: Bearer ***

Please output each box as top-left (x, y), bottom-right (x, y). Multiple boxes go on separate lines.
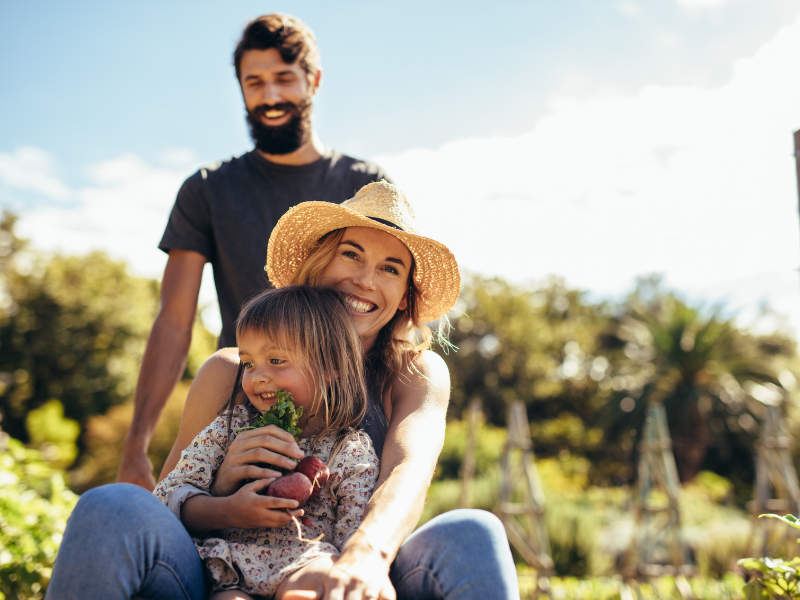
top-left (267, 472), bottom-right (313, 507)
top-left (296, 456), bottom-right (329, 500)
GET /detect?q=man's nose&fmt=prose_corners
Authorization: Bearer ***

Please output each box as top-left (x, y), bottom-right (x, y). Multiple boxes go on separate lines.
top-left (262, 82), bottom-right (282, 105)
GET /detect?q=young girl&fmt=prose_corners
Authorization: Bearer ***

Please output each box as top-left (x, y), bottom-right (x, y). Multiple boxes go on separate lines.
top-left (153, 285), bottom-right (380, 600)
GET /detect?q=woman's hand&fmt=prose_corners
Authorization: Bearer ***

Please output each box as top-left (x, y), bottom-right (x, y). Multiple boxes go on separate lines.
top-left (211, 425), bottom-right (305, 497)
top-left (318, 538), bottom-right (396, 600)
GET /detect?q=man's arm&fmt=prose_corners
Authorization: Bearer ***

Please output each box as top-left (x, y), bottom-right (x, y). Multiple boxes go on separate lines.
top-left (321, 349), bottom-right (450, 598)
top-left (116, 249), bottom-right (207, 490)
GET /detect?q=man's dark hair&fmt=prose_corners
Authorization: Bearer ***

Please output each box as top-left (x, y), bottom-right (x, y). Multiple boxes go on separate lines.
top-left (233, 14), bottom-right (321, 82)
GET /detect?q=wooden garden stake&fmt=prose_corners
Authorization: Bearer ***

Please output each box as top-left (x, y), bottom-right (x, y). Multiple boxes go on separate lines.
top-left (748, 394), bottom-right (800, 558)
top-left (495, 401), bottom-right (553, 574)
top-left (628, 403), bottom-right (693, 578)
top-left (459, 398), bottom-right (483, 509)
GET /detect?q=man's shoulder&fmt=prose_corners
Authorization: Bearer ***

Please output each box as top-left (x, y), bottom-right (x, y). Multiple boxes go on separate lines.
top-left (327, 149), bottom-right (390, 183)
top-left (184, 152), bottom-right (252, 185)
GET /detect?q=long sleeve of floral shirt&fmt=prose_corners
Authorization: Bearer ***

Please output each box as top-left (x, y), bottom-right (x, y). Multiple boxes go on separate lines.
top-left (153, 404), bottom-right (380, 597)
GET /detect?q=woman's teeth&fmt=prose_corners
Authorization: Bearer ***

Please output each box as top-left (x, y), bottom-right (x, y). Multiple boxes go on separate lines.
top-left (347, 297), bottom-right (374, 313)
top-left (258, 391), bottom-right (276, 400)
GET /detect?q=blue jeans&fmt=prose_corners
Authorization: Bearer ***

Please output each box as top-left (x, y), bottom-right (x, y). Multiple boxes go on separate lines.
top-left (46, 484), bottom-right (519, 600)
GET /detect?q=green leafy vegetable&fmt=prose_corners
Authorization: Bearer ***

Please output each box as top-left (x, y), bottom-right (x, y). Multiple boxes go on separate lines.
top-left (235, 390), bottom-right (304, 476)
top-left (237, 390), bottom-right (303, 440)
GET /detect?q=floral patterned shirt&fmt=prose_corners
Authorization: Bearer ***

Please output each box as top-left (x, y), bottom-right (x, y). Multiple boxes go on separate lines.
top-left (153, 405), bottom-right (380, 597)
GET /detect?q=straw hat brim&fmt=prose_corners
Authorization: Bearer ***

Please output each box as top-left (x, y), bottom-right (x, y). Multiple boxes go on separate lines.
top-left (266, 201), bottom-right (461, 323)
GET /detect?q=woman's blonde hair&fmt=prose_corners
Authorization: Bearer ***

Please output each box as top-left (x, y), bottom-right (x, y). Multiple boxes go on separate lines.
top-left (223, 285), bottom-right (368, 448)
top-left (290, 228), bottom-right (448, 394)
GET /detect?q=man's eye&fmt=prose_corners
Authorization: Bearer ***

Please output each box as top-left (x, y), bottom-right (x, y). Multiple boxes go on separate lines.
top-left (242, 361), bottom-right (254, 369)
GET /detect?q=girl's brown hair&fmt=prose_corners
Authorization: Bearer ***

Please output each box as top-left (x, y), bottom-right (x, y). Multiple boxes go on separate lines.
top-left (290, 228), bottom-right (443, 395)
top-left (223, 285), bottom-right (368, 449)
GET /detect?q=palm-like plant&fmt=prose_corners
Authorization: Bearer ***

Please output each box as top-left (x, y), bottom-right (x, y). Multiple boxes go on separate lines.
top-left (601, 280), bottom-right (794, 482)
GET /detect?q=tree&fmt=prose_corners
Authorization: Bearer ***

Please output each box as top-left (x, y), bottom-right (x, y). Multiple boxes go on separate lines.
top-left (599, 276), bottom-right (797, 482)
top-left (0, 213), bottom-right (159, 447)
top-left (439, 275), bottom-right (616, 475)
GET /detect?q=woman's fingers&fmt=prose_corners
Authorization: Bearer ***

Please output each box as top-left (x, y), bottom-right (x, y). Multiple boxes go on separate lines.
top-left (282, 591), bottom-right (318, 600)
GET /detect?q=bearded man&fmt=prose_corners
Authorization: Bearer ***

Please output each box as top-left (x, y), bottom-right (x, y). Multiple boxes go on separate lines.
top-left (117, 14), bottom-right (389, 489)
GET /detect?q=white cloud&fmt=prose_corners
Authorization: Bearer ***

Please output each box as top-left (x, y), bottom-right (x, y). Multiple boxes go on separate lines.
top-left (374, 14), bottom-right (800, 334)
top-left (0, 146), bottom-right (71, 201)
top-left (14, 151), bottom-right (222, 333)
top-left (616, 1), bottom-right (644, 17)
top-left (676, 0), bottom-right (735, 10)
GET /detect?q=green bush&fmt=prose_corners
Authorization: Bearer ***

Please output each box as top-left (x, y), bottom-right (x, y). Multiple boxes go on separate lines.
top-left (0, 432), bottom-right (78, 600)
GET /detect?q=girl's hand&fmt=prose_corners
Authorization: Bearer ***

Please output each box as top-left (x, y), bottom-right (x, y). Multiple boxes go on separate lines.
top-left (211, 425), bottom-right (305, 497)
top-left (223, 478), bottom-right (304, 529)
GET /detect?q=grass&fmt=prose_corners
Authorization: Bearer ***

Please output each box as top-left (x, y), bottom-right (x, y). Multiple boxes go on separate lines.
top-left (517, 568), bottom-right (746, 600)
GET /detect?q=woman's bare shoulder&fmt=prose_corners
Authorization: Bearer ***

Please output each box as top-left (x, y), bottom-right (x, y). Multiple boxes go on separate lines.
top-left (195, 347), bottom-right (240, 379)
top-left (187, 347), bottom-right (243, 408)
top-left (410, 349), bottom-right (450, 389)
top-left (390, 350), bottom-right (450, 411)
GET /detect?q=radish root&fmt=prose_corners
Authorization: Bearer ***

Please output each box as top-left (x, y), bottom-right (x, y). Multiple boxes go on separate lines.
top-left (291, 516), bottom-right (323, 543)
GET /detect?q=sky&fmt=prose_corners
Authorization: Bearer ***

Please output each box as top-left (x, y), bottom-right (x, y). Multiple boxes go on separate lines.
top-left (1, 0), bottom-right (800, 336)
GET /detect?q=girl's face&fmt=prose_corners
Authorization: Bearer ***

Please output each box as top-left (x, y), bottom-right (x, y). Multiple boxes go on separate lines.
top-left (317, 226), bottom-right (413, 350)
top-left (238, 329), bottom-right (320, 431)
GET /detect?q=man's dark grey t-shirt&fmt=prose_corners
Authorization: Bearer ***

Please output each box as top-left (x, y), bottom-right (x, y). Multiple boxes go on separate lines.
top-left (159, 148), bottom-right (390, 347)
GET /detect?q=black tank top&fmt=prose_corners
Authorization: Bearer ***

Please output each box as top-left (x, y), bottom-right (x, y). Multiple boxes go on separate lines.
top-left (358, 374), bottom-right (389, 458)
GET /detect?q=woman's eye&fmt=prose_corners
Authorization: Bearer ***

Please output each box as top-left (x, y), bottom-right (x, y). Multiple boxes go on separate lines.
top-left (342, 250), bottom-right (358, 259)
top-left (384, 265), bottom-right (399, 275)
top-left (270, 358), bottom-right (286, 365)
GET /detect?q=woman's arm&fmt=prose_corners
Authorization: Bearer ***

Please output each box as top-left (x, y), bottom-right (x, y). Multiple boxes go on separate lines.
top-left (321, 349), bottom-right (450, 599)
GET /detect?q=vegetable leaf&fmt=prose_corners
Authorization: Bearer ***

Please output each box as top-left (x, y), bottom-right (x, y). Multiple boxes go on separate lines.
top-left (237, 389), bottom-right (304, 441)
top-left (759, 514), bottom-right (800, 531)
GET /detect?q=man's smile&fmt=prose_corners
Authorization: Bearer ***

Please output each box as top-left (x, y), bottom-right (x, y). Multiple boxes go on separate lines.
top-left (264, 109), bottom-right (287, 120)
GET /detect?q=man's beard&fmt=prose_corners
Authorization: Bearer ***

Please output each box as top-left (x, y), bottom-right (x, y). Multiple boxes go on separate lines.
top-left (246, 98), bottom-right (313, 155)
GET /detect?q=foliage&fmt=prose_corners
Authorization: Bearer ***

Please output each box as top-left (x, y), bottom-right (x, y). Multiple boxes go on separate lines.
top-left (70, 381), bottom-right (192, 492)
top-left (25, 400), bottom-right (80, 470)
top-left (239, 390), bottom-right (303, 440)
top-left (516, 570), bottom-right (745, 600)
top-left (738, 515), bottom-right (800, 600)
top-left (0, 212), bottom-right (160, 443)
top-left (441, 275), bottom-right (625, 483)
top-left (738, 557), bottom-right (800, 600)
top-left (600, 276), bottom-right (797, 483)
top-left (0, 211), bottom-right (217, 471)
top-left (426, 417), bottom-right (751, 577)
top-left (0, 432), bottom-right (78, 600)
top-left (443, 275), bottom-right (611, 425)
top-left (432, 412), bottom-right (507, 481)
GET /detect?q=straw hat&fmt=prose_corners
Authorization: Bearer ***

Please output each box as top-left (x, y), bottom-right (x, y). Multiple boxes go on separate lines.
top-left (266, 180), bottom-right (460, 323)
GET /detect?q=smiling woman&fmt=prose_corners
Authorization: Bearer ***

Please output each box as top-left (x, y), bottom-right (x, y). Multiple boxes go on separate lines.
top-left (47, 181), bottom-right (520, 600)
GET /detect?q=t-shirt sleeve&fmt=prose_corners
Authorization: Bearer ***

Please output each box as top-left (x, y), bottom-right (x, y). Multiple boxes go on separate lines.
top-left (158, 170), bottom-right (214, 261)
